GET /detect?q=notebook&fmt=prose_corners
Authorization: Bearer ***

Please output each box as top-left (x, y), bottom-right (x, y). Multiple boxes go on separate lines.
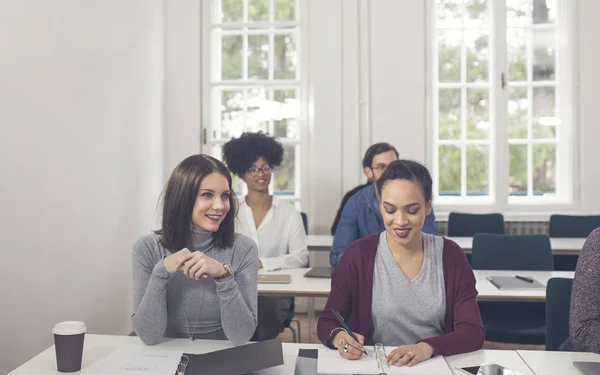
top-left (317, 346), bottom-right (453, 374)
top-left (304, 267), bottom-right (332, 279)
top-left (573, 361), bottom-right (600, 375)
top-left (257, 274), bottom-right (292, 284)
top-left (485, 276), bottom-right (545, 290)
top-left (182, 338), bottom-right (284, 375)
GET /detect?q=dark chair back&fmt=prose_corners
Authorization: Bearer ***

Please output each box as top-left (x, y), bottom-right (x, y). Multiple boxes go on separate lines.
top-left (447, 212), bottom-right (505, 237)
top-left (300, 212), bottom-right (308, 234)
top-left (471, 234), bottom-right (554, 271)
top-left (546, 278), bottom-right (574, 351)
top-left (549, 215), bottom-right (600, 238)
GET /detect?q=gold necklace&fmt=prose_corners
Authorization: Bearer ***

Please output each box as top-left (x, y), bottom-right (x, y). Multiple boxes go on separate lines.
top-left (182, 280), bottom-right (207, 341)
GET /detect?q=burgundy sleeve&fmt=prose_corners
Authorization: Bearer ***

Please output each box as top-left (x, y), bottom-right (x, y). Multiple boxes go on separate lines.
top-left (420, 242), bottom-right (485, 356)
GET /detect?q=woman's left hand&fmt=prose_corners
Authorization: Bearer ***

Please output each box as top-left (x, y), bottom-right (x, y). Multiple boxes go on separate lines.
top-left (386, 342), bottom-right (434, 367)
top-left (182, 252), bottom-right (227, 280)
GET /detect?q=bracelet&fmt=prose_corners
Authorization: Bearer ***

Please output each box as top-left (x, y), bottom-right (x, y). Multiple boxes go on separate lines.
top-left (329, 327), bottom-right (348, 340)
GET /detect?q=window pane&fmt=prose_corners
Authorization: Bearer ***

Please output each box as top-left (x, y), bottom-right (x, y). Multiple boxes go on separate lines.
top-left (274, 33), bottom-right (297, 79)
top-left (508, 87), bottom-right (528, 139)
top-left (248, 0), bottom-right (269, 22)
top-left (464, 0), bottom-right (489, 28)
top-left (533, 0), bottom-right (557, 24)
top-left (509, 144), bottom-right (528, 195)
top-left (466, 89), bottom-right (489, 140)
top-left (533, 87), bottom-right (556, 138)
top-left (220, 90), bottom-right (244, 139)
top-left (438, 89), bottom-right (461, 140)
top-left (221, 0), bottom-right (243, 22)
top-left (533, 30), bottom-right (556, 81)
top-left (245, 89), bottom-right (269, 134)
top-left (438, 145), bottom-right (461, 195)
top-left (507, 0), bottom-right (529, 27)
top-left (273, 89), bottom-right (300, 139)
top-left (467, 145), bottom-right (489, 196)
top-left (274, 145), bottom-right (296, 195)
top-left (507, 28), bottom-right (527, 82)
top-left (437, 30), bottom-right (461, 83)
top-left (275, 0), bottom-right (296, 21)
top-left (436, 0), bottom-right (462, 28)
top-left (533, 143), bottom-right (556, 195)
top-left (465, 30), bottom-right (489, 83)
top-left (222, 35), bottom-right (243, 80)
top-left (248, 35), bottom-right (269, 80)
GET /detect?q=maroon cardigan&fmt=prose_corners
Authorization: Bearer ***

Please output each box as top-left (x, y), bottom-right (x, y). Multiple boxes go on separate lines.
top-left (317, 234), bottom-right (485, 357)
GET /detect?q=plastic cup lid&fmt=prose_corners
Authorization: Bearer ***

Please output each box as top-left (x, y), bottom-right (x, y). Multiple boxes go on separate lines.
top-left (52, 321), bottom-right (87, 335)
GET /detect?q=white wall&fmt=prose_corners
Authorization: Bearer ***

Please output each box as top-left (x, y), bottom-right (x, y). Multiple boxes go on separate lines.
top-left (0, 1), bottom-right (165, 373)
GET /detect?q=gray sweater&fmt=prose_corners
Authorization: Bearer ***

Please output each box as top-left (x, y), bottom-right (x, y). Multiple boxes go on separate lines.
top-left (131, 229), bottom-right (259, 346)
top-left (561, 227), bottom-right (600, 353)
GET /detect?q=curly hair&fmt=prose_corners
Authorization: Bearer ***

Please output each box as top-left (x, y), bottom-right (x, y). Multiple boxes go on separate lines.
top-left (222, 131), bottom-right (284, 177)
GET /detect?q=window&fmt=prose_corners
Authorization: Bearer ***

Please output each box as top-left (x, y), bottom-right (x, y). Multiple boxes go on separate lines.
top-left (430, 0), bottom-right (575, 208)
top-left (203, 0), bottom-right (305, 205)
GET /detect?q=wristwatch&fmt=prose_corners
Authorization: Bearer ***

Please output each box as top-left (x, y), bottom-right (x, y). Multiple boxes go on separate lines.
top-left (216, 263), bottom-right (233, 280)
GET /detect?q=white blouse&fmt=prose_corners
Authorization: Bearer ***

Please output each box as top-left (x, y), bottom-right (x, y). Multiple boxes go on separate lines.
top-left (235, 196), bottom-right (309, 271)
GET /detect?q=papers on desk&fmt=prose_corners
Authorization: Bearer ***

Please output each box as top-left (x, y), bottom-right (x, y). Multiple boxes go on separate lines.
top-left (317, 346), bottom-right (453, 375)
top-left (85, 347), bottom-right (182, 375)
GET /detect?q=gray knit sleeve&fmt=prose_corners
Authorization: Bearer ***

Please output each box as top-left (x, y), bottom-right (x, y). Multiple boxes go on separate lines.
top-left (569, 228), bottom-right (600, 353)
top-left (131, 234), bottom-right (171, 345)
top-left (215, 234), bottom-right (259, 345)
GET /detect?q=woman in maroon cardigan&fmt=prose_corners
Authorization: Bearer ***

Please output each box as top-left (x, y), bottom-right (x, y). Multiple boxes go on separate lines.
top-left (317, 160), bottom-right (484, 368)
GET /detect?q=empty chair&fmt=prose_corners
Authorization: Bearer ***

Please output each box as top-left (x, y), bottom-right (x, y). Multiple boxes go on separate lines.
top-left (546, 278), bottom-right (574, 351)
top-left (549, 215), bottom-right (600, 238)
top-left (549, 215), bottom-right (600, 271)
top-left (472, 233), bottom-right (553, 345)
top-left (447, 212), bottom-right (505, 237)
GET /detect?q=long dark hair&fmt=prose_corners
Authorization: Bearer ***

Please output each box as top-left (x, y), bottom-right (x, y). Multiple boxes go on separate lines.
top-left (155, 154), bottom-right (238, 251)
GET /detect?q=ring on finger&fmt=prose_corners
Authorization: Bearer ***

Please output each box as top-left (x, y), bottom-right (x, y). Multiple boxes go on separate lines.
top-left (407, 351), bottom-right (414, 358)
top-left (343, 342), bottom-right (349, 353)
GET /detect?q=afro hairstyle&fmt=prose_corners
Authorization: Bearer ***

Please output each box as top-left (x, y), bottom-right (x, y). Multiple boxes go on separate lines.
top-left (222, 131), bottom-right (284, 177)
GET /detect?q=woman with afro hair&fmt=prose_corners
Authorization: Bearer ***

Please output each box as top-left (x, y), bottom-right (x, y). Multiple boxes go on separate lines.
top-left (222, 131), bottom-right (308, 341)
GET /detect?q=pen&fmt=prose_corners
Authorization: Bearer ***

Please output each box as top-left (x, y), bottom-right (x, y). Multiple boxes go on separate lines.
top-left (515, 275), bottom-right (534, 283)
top-left (330, 308), bottom-right (368, 356)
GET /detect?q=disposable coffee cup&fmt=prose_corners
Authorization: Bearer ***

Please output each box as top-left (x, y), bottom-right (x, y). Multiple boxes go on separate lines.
top-left (53, 321), bottom-right (86, 373)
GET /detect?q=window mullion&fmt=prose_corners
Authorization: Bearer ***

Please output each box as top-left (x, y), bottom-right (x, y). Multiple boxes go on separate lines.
top-left (493, 0), bottom-right (508, 208)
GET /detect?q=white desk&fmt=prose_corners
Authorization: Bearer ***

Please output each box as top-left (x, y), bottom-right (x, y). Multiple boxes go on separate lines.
top-left (10, 334), bottom-right (575, 375)
top-left (307, 235), bottom-right (586, 255)
top-left (258, 268), bottom-right (574, 332)
top-left (475, 270), bottom-right (574, 302)
top-left (517, 350), bottom-right (600, 375)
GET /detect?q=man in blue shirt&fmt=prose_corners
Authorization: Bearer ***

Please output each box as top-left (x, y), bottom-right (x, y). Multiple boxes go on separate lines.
top-left (330, 143), bottom-right (437, 267)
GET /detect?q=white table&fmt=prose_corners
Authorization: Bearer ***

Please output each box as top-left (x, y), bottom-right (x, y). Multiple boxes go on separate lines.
top-left (258, 268), bottom-right (574, 333)
top-left (308, 235), bottom-right (586, 255)
top-left (518, 350), bottom-right (600, 375)
top-left (10, 334), bottom-right (570, 375)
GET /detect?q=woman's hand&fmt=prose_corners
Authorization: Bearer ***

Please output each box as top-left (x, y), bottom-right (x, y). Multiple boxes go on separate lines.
top-left (386, 342), bottom-right (434, 367)
top-left (332, 330), bottom-right (366, 360)
top-left (163, 248), bottom-right (194, 274)
top-left (182, 252), bottom-right (227, 280)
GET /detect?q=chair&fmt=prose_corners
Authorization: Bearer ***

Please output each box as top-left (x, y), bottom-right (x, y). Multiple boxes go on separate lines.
top-left (447, 212), bottom-right (505, 237)
top-left (546, 278), bottom-right (573, 351)
top-left (300, 212), bottom-right (308, 234)
top-left (549, 214), bottom-right (600, 271)
top-left (283, 298), bottom-right (302, 343)
top-left (472, 234), bottom-right (553, 345)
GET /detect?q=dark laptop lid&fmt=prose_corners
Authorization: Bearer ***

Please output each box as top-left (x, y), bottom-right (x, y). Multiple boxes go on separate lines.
top-left (304, 267), bottom-right (332, 278)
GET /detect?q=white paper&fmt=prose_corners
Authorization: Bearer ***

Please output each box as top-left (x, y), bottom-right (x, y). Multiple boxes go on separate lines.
top-left (85, 347), bottom-right (182, 375)
top-left (317, 346), bottom-right (453, 375)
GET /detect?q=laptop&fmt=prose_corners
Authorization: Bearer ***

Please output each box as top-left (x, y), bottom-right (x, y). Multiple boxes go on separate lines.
top-left (573, 361), bottom-right (600, 375)
top-left (257, 274), bottom-right (292, 284)
top-left (304, 267), bottom-right (332, 279)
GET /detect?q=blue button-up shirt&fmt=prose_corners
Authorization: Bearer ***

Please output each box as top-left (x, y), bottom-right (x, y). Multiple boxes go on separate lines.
top-left (330, 184), bottom-right (437, 267)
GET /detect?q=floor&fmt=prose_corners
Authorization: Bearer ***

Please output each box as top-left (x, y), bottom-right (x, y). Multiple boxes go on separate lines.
top-left (276, 313), bottom-right (545, 351)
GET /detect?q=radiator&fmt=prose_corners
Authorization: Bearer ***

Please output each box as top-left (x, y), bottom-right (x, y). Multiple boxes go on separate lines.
top-left (436, 221), bottom-right (550, 236)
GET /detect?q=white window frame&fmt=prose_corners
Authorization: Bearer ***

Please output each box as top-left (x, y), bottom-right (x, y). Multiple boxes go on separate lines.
top-left (201, 0), bottom-right (309, 209)
top-left (426, 0), bottom-right (579, 216)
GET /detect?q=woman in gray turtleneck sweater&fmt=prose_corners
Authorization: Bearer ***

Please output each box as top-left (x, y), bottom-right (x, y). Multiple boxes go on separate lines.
top-left (131, 155), bottom-right (259, 346)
